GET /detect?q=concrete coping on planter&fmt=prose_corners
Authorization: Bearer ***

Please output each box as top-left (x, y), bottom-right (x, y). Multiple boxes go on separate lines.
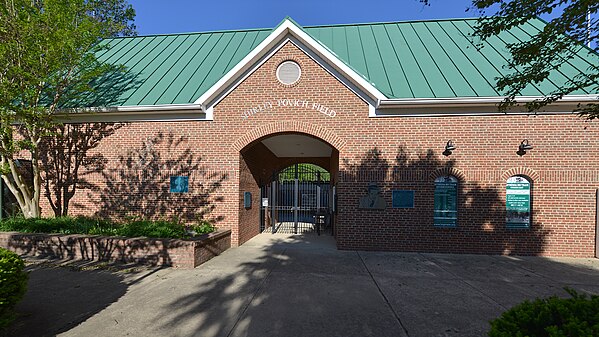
top-left (0, 229), bottom-right (232, 269)
top-left (1, 229), bottom-right (231, 242)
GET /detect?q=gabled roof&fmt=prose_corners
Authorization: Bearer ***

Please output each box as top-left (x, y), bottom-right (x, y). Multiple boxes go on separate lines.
top-left (70, 17), bottom-right (599, 109)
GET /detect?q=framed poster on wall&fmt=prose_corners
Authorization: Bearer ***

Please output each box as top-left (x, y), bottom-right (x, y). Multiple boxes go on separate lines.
top-left (506, 176), bottom-right (531, 229)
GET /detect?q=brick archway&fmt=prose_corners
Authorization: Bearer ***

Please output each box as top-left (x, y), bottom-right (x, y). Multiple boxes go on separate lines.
top-left (233, 121), bottom-right (346, 152)
top-left (236, 121), bottom-right (342, 246)
top-left (429, 167), bottom-right (467, 181)
top-left (501, 167), bottom-right (540, 182)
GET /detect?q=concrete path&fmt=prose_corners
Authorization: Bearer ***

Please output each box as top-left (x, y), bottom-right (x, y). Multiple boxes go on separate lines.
top-left (7, 233), bottom-right (599, 337)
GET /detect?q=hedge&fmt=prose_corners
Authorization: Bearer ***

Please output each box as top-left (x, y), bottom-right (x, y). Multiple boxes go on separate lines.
top-left (489, 288), bottom-right (599, 337)
top-left (0, 216), bottom-right (215, 239)
top-left (0, 248), bottom-right (28, 329)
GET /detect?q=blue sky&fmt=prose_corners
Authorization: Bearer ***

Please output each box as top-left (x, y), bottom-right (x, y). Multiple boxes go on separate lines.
top-left (128, 0), bottom-right (496, 35)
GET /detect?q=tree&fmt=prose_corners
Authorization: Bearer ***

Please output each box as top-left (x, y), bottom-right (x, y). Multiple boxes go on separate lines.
top-left (0, 0), bottom-right (135, 218)
top-left (420, 0), bottom-right (599, 118)
top-left (40, 123), bottom-right (125, 217)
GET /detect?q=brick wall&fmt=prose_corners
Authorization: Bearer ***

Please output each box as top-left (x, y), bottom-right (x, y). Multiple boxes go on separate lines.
top-left (37, 41), bottom-right (599, 257)
top-left (0, 230), bottom-right (231, 268)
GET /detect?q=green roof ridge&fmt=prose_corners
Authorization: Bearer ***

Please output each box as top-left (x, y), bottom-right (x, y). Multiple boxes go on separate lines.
top-left (106, 26), bottom-right (273, 40)
top-left (304, 17), bottom-right (480, 29)
top-left (107, 17), bottom-right (484, 40)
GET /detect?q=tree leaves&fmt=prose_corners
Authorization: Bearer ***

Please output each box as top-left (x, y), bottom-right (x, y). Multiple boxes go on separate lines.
top-left (0, 0), bottom-right (136, 217)
top-left (419, 0), bottom-right (599, 118)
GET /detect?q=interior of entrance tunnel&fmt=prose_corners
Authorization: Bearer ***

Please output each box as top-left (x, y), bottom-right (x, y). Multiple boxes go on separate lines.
top-left (238, 133), bottom-right (339, 245)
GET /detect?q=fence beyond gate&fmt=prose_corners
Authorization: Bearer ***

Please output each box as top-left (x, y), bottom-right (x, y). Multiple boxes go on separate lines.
top-left (260, 164), bottom-right (334, 235)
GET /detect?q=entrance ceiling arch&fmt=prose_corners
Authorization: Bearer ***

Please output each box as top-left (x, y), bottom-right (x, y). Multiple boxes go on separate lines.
top-left (233, 121), bottom-right (346, 152)
top-left (261, 134), bottom-right (332, 158)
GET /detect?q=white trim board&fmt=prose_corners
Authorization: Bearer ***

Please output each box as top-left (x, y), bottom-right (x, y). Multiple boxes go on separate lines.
top-left (377, 95), bottom-right (599, 109)
top-left (373, 100), bottom-right (593, 118)
top-left (56, 106), bottom-right (208, 123)
top-left (372, 94), bottom-right (598, 117)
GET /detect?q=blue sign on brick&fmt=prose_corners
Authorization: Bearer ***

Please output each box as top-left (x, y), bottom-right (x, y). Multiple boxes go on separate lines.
top-left (170, 176), bottom-right (189, 193)
top-left (392, 190), bottom-right (415, 208)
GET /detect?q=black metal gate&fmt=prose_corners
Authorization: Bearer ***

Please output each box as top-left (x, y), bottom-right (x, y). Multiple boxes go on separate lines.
top-left (260, 164), bottom-right (334, 235)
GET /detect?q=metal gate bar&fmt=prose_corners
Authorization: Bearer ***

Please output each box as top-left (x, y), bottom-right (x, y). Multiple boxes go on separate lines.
top-left (261, 163), bottom-right (333, 235)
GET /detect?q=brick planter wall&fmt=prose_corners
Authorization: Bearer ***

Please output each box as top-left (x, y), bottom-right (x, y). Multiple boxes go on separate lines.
top-left (0, 230), bottom-right (231, 269)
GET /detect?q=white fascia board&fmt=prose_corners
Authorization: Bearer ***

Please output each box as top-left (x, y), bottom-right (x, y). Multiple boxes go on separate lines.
top-left (373, 95), bottom-right (598, 118)
top-left (81, 103), bottom-right (205, 113)
top-left (195, 18), bottom-right (387, 109)
top-left (377, 94), bottom-right (599, 109)
top-left (58, 103), bottom-right (210, 123)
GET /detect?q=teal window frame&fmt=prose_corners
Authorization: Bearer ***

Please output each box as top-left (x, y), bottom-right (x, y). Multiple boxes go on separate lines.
top-left (433, 175), bottom-right (458, 228)
top-left (506, 175), bottom-right (532, 229)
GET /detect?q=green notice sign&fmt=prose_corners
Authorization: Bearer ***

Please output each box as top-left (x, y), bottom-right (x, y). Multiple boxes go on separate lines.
top-left (434, 176), bottom-right (457, 227)
top-left (506, 176), bottom-right (531, 228)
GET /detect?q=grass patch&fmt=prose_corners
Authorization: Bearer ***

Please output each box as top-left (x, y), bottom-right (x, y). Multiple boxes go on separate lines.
top-left (0, 216), bottom-right (216, 239)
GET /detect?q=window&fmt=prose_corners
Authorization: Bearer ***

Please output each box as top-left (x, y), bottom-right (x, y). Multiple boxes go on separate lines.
top-left (276, 61), bottom-right (301, 85)
top-left (434, 176), bottom-right (458, 227)
top-left (506, 176), bottom-right (532, 229)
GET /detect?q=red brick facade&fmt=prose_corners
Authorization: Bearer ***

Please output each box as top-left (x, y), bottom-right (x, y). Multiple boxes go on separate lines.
top-left (55, 41), bottom-right (599, 257)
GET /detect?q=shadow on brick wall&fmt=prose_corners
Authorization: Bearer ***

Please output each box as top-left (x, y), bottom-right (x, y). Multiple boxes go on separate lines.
top-left (4, 233), bottom-right (190, 267)
top-left (40, 123), bottom-right (125, 217)
top-left (338, 146), bottom-right (549, 256)
top-left (91, 132), bottom-right (228, 224)
top-left (37, 64), bottom-right (143, 218)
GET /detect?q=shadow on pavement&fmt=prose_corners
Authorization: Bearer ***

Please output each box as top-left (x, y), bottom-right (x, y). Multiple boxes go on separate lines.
top-left (3, 235), bottom-right (599, 337)
top-left (157, 234), bottom-right (599, 337)
top-left (1, 259), bottom-right (158, 337)
top-left (156, 234), bottom-right (408, 337)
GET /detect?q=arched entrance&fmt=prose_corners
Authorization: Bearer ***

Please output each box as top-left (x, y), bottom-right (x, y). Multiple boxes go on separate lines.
top-left (239, 132), bottom-right (339, 243)
top-left (263, 163), bottom-right (333, 234)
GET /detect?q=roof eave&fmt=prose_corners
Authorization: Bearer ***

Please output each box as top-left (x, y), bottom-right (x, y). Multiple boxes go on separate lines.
top-left (377, 94), bottom-right (599, 109)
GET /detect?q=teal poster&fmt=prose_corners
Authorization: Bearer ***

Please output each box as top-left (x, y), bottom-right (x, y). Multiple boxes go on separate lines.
top-left (506, 176), bottom-right (530, 228)
top-left (434, 176), bottom-right (457, 227)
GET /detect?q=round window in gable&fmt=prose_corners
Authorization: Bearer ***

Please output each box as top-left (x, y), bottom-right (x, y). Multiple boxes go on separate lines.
top-left (276, 61), bottom-right (301, 85)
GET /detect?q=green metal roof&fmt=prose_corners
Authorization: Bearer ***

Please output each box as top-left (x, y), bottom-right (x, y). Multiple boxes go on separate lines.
top-left (76, 17), bottom-right (599, 108)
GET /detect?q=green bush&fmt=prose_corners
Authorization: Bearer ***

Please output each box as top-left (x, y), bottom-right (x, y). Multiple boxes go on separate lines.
top-left (0, 216), bottom-right (215, 239)
top-left (191, 221), bottom-right (216, 235)
top-left (489, 289), bottom-right (599, 337)
top-left (0, 248), bottom-right (28, 329)
top-left (116, 220), bottom-right (188, 239)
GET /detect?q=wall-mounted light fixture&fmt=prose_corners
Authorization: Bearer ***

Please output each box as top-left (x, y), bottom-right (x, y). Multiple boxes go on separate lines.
top-left (443, 140), bottom-right (456, 156)
top-left (518, 139), bottom-right (533, 155)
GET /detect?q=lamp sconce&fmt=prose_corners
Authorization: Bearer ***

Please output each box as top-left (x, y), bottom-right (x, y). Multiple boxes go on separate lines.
top-left (443, 140), bottom-right (456, 156)
top-left (517, 139), bottom-right (533, 156)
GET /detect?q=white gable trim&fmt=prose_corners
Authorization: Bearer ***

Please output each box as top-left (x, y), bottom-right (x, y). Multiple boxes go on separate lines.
top-left (195, 18), bottom-right (387, 111)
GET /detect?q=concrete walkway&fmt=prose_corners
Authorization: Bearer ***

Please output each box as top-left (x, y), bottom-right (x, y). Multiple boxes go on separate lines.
top-left (8, 233), bottom-right (599, 337)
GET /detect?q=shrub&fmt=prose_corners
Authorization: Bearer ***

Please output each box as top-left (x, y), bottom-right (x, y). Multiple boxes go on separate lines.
top-left (0, 248), bottom-right (28, 329)
top-left (190, 221), bottom-right (216, 235)
top-left (0, 216), bottom-right (215, 239)
top-left (489, 288), bottom-right (599, 337)
top-left (117, 219), bottom-right (188, 239)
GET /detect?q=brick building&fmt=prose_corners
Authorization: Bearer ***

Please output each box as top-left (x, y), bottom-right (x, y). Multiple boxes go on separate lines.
top-left (3, 18), bottom-right (598, 257)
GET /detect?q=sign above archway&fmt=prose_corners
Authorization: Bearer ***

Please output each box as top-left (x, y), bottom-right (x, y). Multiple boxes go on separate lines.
top-left (241, 99), bottom-right (337, 119)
